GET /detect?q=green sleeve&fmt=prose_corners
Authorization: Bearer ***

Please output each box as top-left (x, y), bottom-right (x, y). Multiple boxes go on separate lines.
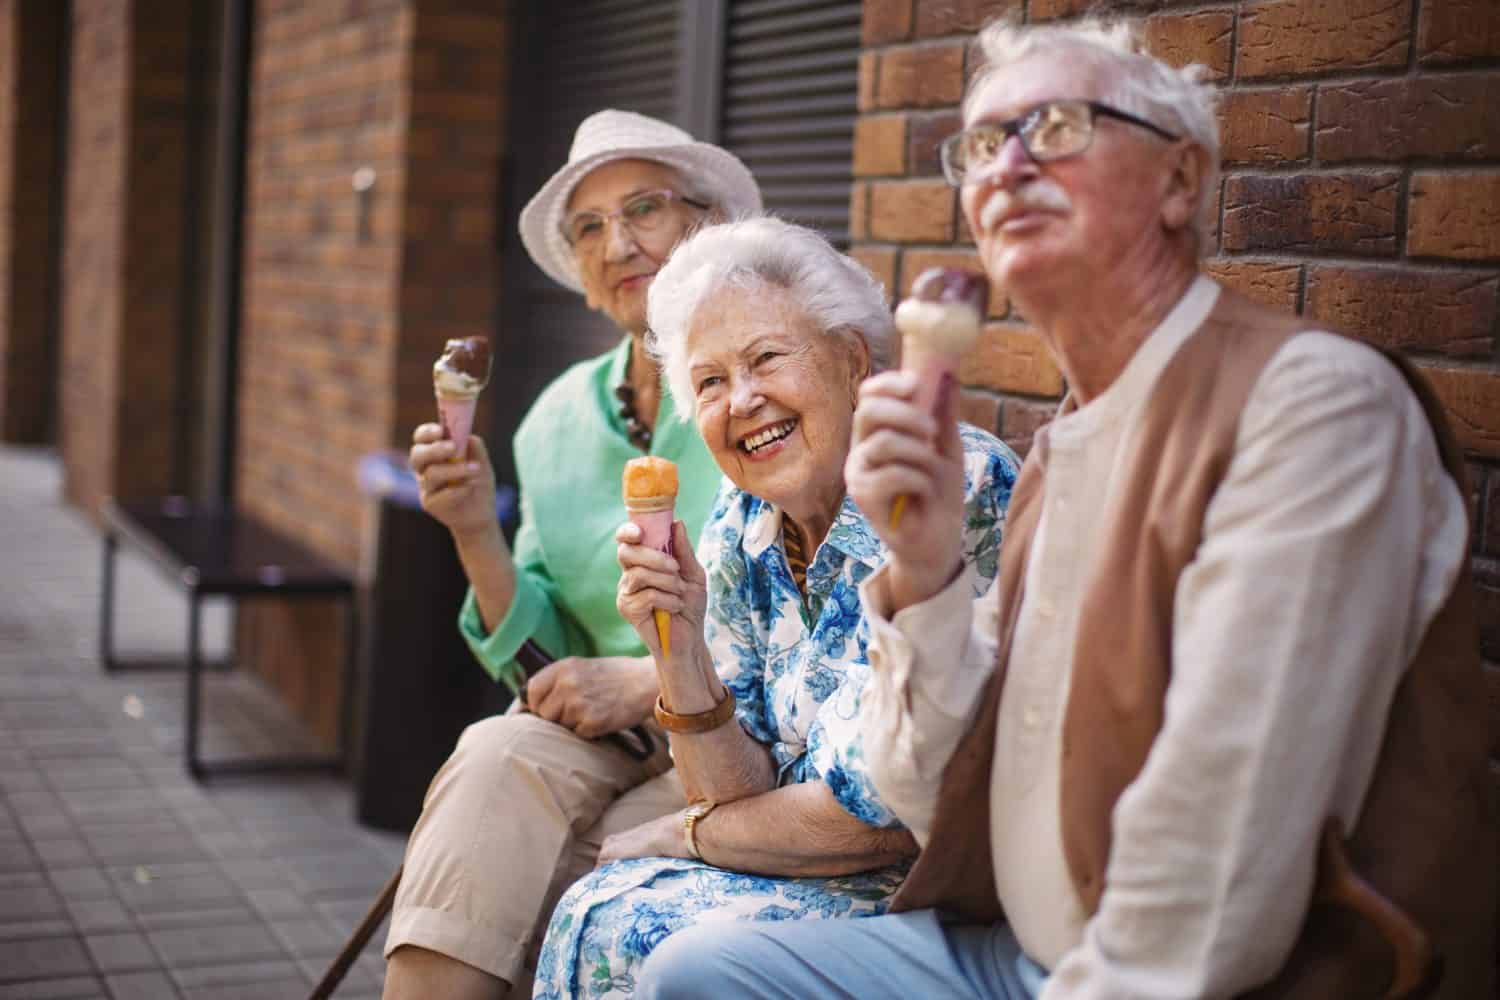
top-left (455, 497), bottom-right (592, 695)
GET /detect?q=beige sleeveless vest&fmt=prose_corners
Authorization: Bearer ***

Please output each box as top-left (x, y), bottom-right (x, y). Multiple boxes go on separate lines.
top-left (889, 289), bottom-right (1495, 999)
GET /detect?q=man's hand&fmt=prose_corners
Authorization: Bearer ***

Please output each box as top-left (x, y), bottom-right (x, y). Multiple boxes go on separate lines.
top-left (525, 655), bottom-right (658, 739)
top-left (597, 811), bottom-right (690, 867)
top-left (846, 370), bottom-right (966, 611)
top-left (409, 422), bottom-right (500, 544)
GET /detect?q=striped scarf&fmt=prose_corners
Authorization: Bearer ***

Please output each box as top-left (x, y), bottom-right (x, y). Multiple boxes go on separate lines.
top-left (782, 515), bottom-right (809, 598)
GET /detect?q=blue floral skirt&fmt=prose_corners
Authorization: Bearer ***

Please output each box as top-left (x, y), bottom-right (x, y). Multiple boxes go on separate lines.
top-left (533, 856), bottom-right (907, 999)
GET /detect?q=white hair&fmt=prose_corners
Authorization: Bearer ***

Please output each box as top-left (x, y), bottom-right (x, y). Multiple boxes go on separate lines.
top-left (966, 17), bottom-right (1221, 255)
top-left (646, 216), bottom-right (897, 416)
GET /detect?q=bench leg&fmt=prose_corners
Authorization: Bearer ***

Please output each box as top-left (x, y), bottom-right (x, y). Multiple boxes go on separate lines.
top-left (99, 534), bottom-right (117, 671)
top-left (185, 592), bottom-right (203, 779)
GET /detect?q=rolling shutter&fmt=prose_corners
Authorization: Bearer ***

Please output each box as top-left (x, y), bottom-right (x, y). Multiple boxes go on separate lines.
top-left (719, 0), bottom-right (862, 247)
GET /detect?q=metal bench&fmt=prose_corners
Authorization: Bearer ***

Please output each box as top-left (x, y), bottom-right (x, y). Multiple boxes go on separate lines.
top-left (99, 497), bottom-right (357, 779)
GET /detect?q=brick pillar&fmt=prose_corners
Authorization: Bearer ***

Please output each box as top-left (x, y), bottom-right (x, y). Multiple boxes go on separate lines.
top-left (235, 0), bottom-right (510, 745)
top-left (0, 0), bottom-right (64, 444)
top-left (58, 0), bottom-right (195, 516)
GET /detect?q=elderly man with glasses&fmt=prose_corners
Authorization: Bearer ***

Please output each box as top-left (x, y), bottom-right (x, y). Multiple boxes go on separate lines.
top-left (634, 18), bottom-right (1494, 1000)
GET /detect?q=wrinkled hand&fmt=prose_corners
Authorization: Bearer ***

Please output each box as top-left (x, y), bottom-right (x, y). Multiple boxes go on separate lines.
top-left (615, 520), bottom-right (707, 660)
top-left (597, 810), bottom-right (691, 867)
top-left (409, 422), bottom-right (498, 543)
top-left (845, 370), bottom-right (966, 609)
top-left (525, 655), bottom-right (657, 739)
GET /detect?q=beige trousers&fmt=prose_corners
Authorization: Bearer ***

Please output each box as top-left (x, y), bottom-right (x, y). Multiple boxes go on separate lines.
top-left (383, 708), bottom-right (684, 993)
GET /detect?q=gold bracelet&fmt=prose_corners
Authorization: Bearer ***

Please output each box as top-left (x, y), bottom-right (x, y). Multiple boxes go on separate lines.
top-left (682, 800), bottom-right (717, 860)
top-left (653, 686), bottom-right (736, 734)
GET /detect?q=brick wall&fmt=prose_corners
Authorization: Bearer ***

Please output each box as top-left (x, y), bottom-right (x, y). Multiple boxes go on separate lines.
top-left (59, 0), bottom-right (196, 516)
top-left (855, 0), bottom-right (1500, 851)
top-left (0, 0), bottom-right (63, 444)
top-left (235, 0), bottom-right (509, 743)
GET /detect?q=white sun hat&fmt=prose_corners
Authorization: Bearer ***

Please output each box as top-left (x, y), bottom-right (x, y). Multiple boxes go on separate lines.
top-left (519, 109), bottom-right (763, 293)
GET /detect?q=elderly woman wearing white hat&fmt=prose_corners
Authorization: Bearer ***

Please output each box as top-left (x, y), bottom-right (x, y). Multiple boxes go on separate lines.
top-left (385, 111), bottom-right (761, 1000)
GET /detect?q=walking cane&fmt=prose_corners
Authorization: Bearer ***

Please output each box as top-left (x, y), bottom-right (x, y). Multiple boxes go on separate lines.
top-left (308, 865), bottom-right (402, 1000)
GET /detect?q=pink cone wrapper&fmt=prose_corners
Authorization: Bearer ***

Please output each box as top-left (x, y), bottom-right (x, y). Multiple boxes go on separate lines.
top-left (628, 508), bottom-right (675, 656)
top-left (436, 395), bottom-right (478, 459)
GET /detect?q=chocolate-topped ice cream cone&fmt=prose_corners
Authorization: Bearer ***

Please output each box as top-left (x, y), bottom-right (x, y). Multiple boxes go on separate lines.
top-left (623, 457), bottom-right (679, 657)
top-left (432, 336), bottom-right (492, 458)
top-left (890, 268), bottom-right (988, 528)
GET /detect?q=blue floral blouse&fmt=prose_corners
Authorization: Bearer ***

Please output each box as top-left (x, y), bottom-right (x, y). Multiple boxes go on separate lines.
top-left (534, 425), bottom-right (1019, 999)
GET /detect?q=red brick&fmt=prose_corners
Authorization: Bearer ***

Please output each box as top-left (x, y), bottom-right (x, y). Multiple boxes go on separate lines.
top-left (868, 180), bottom-right (955, 243)
top-left (1316, 75), bottom-right (1500, 163)
top-left (850, 244), bottom-right (898, 299)
top-left (1143, 10), bottom-right (1233, 79)
top-left (853, 115), bottom-right (908, 177)
top-left (863, 0), bottom-right (914, 45)
top-left (1409, 365), bottom-right (1500, 458)
top-left (908, 109), bottom-right (962, 178)
top-left (998, 395), bottom-right (1059, 457)
top-left (914, 0), bottom-right (1022, 38)
top-left (859, 52), bottom-right (878, 114)
top-left (876, 43), bottom-right (966, 110)
top-left (1218, 87), bottom-right (1311, 165)
top-left (1304, 265), bottom-right (1497, 358)
top-left (1408, 171), bottom-right (1500, 261)
top-left (1237, 0), bottom-right (1409, 79)
top-left (1221, 172), bottom-right (1400, 257)
top-left (1418, 0), bottom-right (1500, 65)
top-left (898, 247), bottom-right (1005, 318)
top-left (1202, 259), bottom-right (1302, 312)
top-left (850, 181), bottom-right (870, 240)
top-left (1027, 0), bottom-right (1093, 21)
top-left (958, 387), bottom-right (1002, 435)
top-left (959, 322), bottom-right (1064, 397)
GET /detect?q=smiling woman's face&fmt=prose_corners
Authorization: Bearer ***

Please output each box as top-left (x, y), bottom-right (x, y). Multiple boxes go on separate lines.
top-left (567, 158), bottom-right (701, 335)
top-left (687, 284), bottom-right (866, 520)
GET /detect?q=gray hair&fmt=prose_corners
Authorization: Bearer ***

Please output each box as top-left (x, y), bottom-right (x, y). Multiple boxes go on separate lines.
top-left (646, 216), bottom-right (897, 416)
top-left (966, 17), bottom-right (1220, 255)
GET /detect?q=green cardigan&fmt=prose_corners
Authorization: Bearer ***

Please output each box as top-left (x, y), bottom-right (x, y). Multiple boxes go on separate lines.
top-left (458, 336), bottom-right (723, 694)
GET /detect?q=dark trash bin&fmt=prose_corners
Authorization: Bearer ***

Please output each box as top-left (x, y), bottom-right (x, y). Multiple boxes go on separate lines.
top-left (354, 451), bottom-right (518, 832)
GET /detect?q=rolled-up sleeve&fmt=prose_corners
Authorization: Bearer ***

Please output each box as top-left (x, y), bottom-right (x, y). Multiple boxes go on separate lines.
top-left (1044, 334), bottom-right (1468, 998)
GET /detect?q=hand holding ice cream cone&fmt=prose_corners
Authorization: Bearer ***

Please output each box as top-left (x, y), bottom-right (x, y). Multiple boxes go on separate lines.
top-left (622, 457), bottom-right (679, 658)
top-left (433, 336), bottom-right (492, 459)
top-left (889, 268), bottom-right (987, 528)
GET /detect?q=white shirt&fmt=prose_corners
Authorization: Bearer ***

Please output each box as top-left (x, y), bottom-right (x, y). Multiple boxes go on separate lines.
top-left (858, 277), bottom-right (1469, 998)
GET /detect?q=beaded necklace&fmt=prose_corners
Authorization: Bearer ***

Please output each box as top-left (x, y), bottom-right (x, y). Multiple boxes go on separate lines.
top-left (613, 355), bottom-right (653, 451)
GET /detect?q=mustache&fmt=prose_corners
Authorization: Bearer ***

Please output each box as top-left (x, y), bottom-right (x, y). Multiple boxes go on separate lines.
top-left (978, 183), bottom-right (1072, 233)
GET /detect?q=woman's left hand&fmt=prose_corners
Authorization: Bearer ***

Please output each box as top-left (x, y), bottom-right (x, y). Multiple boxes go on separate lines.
top-left (596, 811), bottom-right (690, 866)
top-left (615, 519), bottom-right (708, 659)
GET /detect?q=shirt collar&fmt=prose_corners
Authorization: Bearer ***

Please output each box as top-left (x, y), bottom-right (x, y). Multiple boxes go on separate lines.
top-left (1048, 275), bottom-right (1220, 439)
top-left (741, 493), bottom-right (885, 572)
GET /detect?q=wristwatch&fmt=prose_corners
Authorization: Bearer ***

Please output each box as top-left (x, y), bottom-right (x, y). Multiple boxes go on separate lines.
top-left (682, 800), bottom-right (718, 861)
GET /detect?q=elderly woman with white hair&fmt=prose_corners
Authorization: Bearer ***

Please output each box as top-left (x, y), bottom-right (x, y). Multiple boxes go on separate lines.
top-left (531, 217), bottom-right (1020, 999)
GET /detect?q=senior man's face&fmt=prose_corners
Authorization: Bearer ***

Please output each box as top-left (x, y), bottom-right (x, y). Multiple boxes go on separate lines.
top-left (959, 57), bottom-right (1177, 299)
top-left (687, 285), bottom-right (865, 518)
top-left (568, 159), bottom-right (702, 335)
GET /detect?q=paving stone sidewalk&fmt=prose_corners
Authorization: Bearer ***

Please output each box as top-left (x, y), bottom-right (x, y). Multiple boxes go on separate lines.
top-left (0, 446), bottom-right (405, 999)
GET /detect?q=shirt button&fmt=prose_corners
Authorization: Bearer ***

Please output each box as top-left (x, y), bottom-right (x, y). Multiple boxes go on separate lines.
top-left (1023, 705), bottom-right (1043, 729)
top-left (1036, 598), bottom-right (1057, 619)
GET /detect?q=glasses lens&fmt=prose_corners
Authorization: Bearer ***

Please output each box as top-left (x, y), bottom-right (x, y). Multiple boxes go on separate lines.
top-left (943, 126), bottom-right (1004, 186)
top-left (567, 213), bottom-right (604, 246)
top-left (623, 192), bottom-right (668, 232)
top-left (1022, 101), bottom-right (1091, 162)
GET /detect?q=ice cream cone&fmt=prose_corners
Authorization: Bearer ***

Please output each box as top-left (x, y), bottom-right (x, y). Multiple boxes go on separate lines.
top-left (433, 336), bottom-right (492, 461)
top-left (623, 458), bottom-right (679, 658)
top-left (889, 268), bottom-right (988, 529)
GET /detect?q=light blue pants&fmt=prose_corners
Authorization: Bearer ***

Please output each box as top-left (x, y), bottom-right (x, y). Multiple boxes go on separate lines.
top-left (635, 909), bottom-right (1048, 1000)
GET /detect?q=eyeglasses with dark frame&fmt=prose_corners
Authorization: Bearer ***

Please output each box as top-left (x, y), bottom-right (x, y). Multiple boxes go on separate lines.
top-left (562, 188), bottom-right (710, 250)
top-left (939, 99), bottom-right (1180, 187)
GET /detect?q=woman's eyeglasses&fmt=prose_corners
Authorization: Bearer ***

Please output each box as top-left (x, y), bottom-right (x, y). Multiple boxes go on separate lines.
top-left (939, 99), bottom-right (1179, 186)
top-left (563, 189), bottom-right (709, 250)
